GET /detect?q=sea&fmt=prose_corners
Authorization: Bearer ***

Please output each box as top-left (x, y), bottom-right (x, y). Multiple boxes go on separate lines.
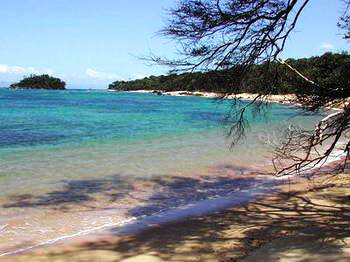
top-left (0, 88), bottom-right (323, 255)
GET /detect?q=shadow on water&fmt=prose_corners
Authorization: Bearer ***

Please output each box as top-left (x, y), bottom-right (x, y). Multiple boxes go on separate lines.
top-left (2, 176), bottom-right (135, 209)
top-left (2, 169), bottom-right (273, 216)
top-left (125, 175), bottom-right (273, 218)
top-left (30, 179), bottom-right (350, 262)
top-left (2, 168), bottom-right (350, 261)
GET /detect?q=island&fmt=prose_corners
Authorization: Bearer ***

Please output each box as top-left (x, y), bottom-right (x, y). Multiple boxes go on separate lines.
top-left (9, 74), bottom-right (66, 90)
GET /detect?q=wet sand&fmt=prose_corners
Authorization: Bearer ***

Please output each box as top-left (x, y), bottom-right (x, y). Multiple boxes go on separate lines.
top-left (0, 165), bottom-right (275, 256)
top-left (1, 169), bottom-right (350, 262)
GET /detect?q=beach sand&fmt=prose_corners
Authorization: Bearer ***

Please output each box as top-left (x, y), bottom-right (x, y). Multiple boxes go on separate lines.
top-left (2, 171), bottom-right (350, 262)
top-left (125, 90), bottom-right (349, 110)
top-left (125, 90), bottom-right (297, 104)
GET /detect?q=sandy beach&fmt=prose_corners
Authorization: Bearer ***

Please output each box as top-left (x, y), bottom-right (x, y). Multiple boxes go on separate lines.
top-left (125, 90), bottom-right (298, 104)
top-left (123, 90), bottom-right (350, 111)
top-left (2, 165), bottom-right (350, 262)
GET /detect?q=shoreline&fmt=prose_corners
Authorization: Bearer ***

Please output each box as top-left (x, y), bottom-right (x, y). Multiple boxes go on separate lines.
top-left (0, 176), bottom-right (276, 258)
top-left (0, 155), bottom-right (347, 261)
top-left (114, 89), bottom-right (348, 111)
top-left (2, 168), bottom-right (349, 261)
top-left (117, 89), bottom-right (298, 105)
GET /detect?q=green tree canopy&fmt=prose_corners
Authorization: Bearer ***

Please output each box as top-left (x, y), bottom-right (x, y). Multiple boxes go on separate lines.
top-left (109, 52), bottom-right (350, 98)
top-left (150, 0), bottom-right (350, 176)
top-left (10, 74), bottom-right (66, 90)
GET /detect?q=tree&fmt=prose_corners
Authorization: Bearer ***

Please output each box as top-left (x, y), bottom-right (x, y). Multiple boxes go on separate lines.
top-left (110, 53), bottom-right (349, 96)
top-left (154, 0), bottom-right (350, 176)
top-left (10, 74), bottom-right (66, 90)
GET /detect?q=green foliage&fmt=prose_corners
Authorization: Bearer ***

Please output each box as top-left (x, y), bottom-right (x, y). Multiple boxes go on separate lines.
top-left (109, 70), bottom-right (247, 93)
top-left (10, 74), bottom-right (66, 90)
top-left (109, 53), bottom-right (350, 95)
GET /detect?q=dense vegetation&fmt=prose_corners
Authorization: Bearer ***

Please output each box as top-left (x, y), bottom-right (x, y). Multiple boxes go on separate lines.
top-left (153, 0), bottom-right (350, 176)
top-left (108, 52), bottom-right (350, 95)
top-left (10, 74), bottom-right (66, 90)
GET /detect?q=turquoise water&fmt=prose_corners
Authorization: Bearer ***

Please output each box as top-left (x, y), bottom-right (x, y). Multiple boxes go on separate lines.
top-left (0, 89), bottom-right (321, 255)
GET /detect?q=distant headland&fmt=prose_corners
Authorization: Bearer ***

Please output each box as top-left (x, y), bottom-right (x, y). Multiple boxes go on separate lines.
top-left (108, 52), bottom-right (349, 96)
top-left (9, 74), bottom-right (66, 90)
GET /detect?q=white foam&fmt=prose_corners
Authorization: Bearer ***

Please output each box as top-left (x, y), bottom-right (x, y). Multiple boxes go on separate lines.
top-left (0, 217), bottom-right (137, 257)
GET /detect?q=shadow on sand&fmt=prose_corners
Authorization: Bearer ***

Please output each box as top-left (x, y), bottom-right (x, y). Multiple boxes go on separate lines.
top-left (2, 173), bottom-right (349, 261)
top-left (69, 180), bottom-right (350, 261)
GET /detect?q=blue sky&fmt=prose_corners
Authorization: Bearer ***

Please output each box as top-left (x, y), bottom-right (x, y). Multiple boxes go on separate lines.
top-left (0, 0), bottom-right (348, 89)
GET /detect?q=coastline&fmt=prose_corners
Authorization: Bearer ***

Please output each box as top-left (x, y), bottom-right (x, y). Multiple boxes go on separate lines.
top-left (121, 89), bottom-right (297, 105)
top-left (2, 168), bottom-right (350, 262)
top-left (0, 174), bottom-right (277, 258)
top-left (0, 152), bottom-right (347, 260)
top-left (117, 89), bottom-right (349, 111)
top-left (0, 151), bottom-right (346, 259)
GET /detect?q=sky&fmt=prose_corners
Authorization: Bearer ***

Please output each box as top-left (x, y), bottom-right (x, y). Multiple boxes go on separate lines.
top-left (0, 0), bottom-right (348, 89)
